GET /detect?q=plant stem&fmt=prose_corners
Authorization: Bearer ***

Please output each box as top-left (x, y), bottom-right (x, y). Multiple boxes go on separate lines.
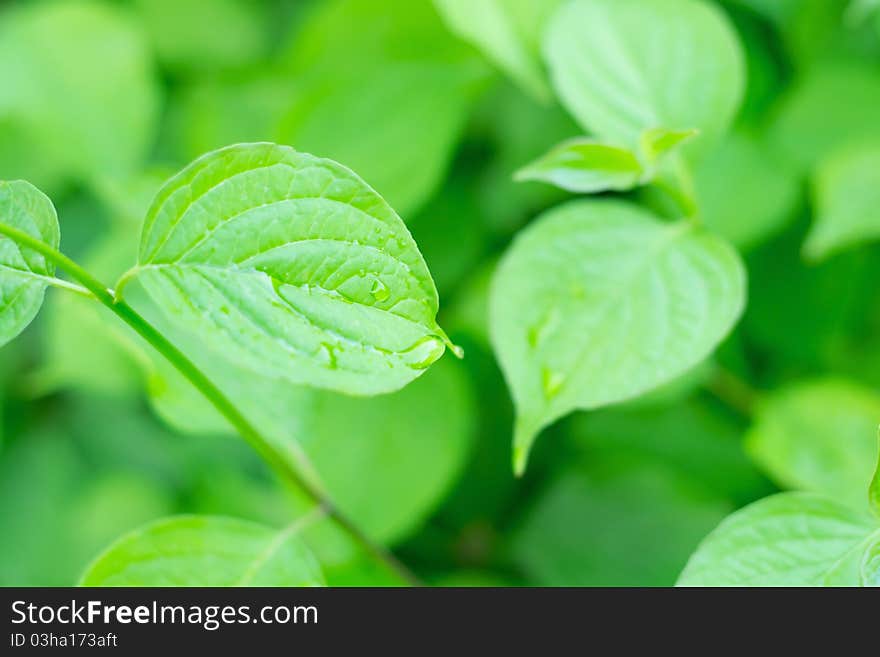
top-left (0, 221), bottom-right (422, 586)
top-left (706, 366), bottom-right (760, 417)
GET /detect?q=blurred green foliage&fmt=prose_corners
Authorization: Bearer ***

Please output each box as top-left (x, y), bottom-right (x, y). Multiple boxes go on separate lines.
top-left (1, 0), bottom-right (880, 587)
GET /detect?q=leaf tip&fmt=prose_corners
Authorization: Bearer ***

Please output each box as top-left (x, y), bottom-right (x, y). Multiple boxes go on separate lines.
top-left (437, 328), bottom-right (464, 359)
top-left (512, 417), bottom-right (539, 477)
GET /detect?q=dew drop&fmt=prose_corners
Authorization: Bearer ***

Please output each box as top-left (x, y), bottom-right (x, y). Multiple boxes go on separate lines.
top-left (370, 278), bottom-right (390, 302)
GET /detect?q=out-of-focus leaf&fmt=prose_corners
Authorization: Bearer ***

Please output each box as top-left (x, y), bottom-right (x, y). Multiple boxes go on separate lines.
top-left (67, 474), bottom-right (176, 565)
top-left (870, 440), bottom-right (880, 518)
top-left (769, 62), bottom-right (880, 172)
top-left (407, 176), bottom-right (490, 297)
top-left (33, 222), bottom-right (141, 397)
top-left (0, 431), bottom-right (86, 585)
top-left (678, 492), bottom-right (877, 586)
top-left (695, 131), bottom-right (799, 250)
top-left (134, 0), bottom-right (266, 74)
top-left (279, 61), bottom-right (485, 217)
top-left (0, 181), bottom-right (59, 348)
top-left (0, 0), bottom-right (159, 189)
top-left (805, 142), bottom-right (880, 260)
top-left (280, 0), bottom-right (488, 216)
top-left (290, 358), bottom-right (475, 564)
top-left (166, 75), bottom-right (293, 161)
top-left (746, 379), bottom-right (880, 509)
top-left (744, 227), bottom-right (875, 369)
top-left (515, 139), bottom-right (642, 193)
top-left (445, 261), bottom-right (497, 347)
top-left (515, 129), bottom-right (697, 194)
top-left (79, 515), bottom-right (325, 586)
top-left (490, 200), bottom-right (745, 473)
top-left (433, 0), bottom-right (563, 100)
top-left (476, 84), bottom-right (578, 233)
top-left (573, 399), bottom-right (771, 505)
top-left (127, 143), bottom-right (454, 397)
top-left (543, 0), bottom-right (743, 149)
top-left (512, 464), bottom-right (731, 586)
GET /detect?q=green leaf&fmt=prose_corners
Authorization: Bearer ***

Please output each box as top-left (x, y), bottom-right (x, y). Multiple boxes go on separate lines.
top-left (514, 139), bottom-right (643, 193)
top-left (289, 357), bottom-right (475, 559)
top-left (572, 399), bottom-right (771, 505)
top-left (678, 493), bottom-right (877, 586)
top-left (694, 131), bottom-right (799, 249)
top-left (490, 200), bottom-right (745, 473)
top-left (32, 223), bottom-right (141, 398)
top-left (768, 62), bottom-right (880, 173)
top-left (126, 143), bottom-right (454, 397)
top-left (542, 0), bottom-right (743, 149)
top-left (0, 180), bottom-right (59, 348)
top-left (870, 438), bottom-right (880, 518)
top-left (134, 0), bottom-right (266, 74)
top-left (167, 75), bottom-right (293, 162)
top-left (280, 0), bottom-right (487, 216)
top-left (511, 464), bottom-right (731, 586)
top-left (805, 143), bottom-right (880, 261)
top-left (0, 0), bottom-right (160, 189)
top-left (279, 61), bottom-right (484, 218)
top-left (639, 128), bottom-right (700, 166)
top-left (515, 128), bottom-right (698, 194)
top-left (433, 0), bottom-right (563, 100)
top-left (79, 515), bottom-right (324, 587)
top-left (745, 379), bottom-right (880, 510)
top-left (862, 533), bottom-right (880, 586)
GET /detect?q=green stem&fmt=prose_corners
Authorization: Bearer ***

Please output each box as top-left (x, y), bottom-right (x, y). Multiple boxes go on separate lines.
top-left (706, 366), bottom-right (760, 417)
top-left (0, 221), bottom-right (422, 587)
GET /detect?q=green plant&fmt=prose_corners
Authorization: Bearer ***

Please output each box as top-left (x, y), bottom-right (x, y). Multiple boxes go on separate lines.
top-left (4, 0), bottom-right (880, 588)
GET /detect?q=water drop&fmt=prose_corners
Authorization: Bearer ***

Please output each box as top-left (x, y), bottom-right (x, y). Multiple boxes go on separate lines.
top-left (370, 278), bottom-right (390, 302)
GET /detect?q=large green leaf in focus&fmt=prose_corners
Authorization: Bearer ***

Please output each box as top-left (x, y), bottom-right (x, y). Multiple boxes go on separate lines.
top-left (805, 143), bottom-right (880, 260)
top-left (542, 0), bottom-right (744, 149)
top-left (746, 379), bottom-right (880, 510)
top-left (0, 0), bottom-right (159, 189)
top-left (490, 200), bottom-right (745, 473)
top-left (433, 0), bottom-right (564, 100)
top-left (512, 464), bottom-right (731, 586)
top-left (79, 516), bottom-right (325, 587)
top-left (126, 143), bottom-right (454, 397)
top-left (678, 493), bottom-right (878, 586)
top-left (0, 180), bottom-right (59, 348)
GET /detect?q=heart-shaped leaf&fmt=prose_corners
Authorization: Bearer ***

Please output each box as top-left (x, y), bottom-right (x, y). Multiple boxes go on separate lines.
top-left (0, 180), bottom-right (59, 347)
top-left (124, 143), bottom-right (455, 396)
top-left (543, 0), bottom-right (743, 149)
top-left (490, 200), bottom-right (745, 473)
